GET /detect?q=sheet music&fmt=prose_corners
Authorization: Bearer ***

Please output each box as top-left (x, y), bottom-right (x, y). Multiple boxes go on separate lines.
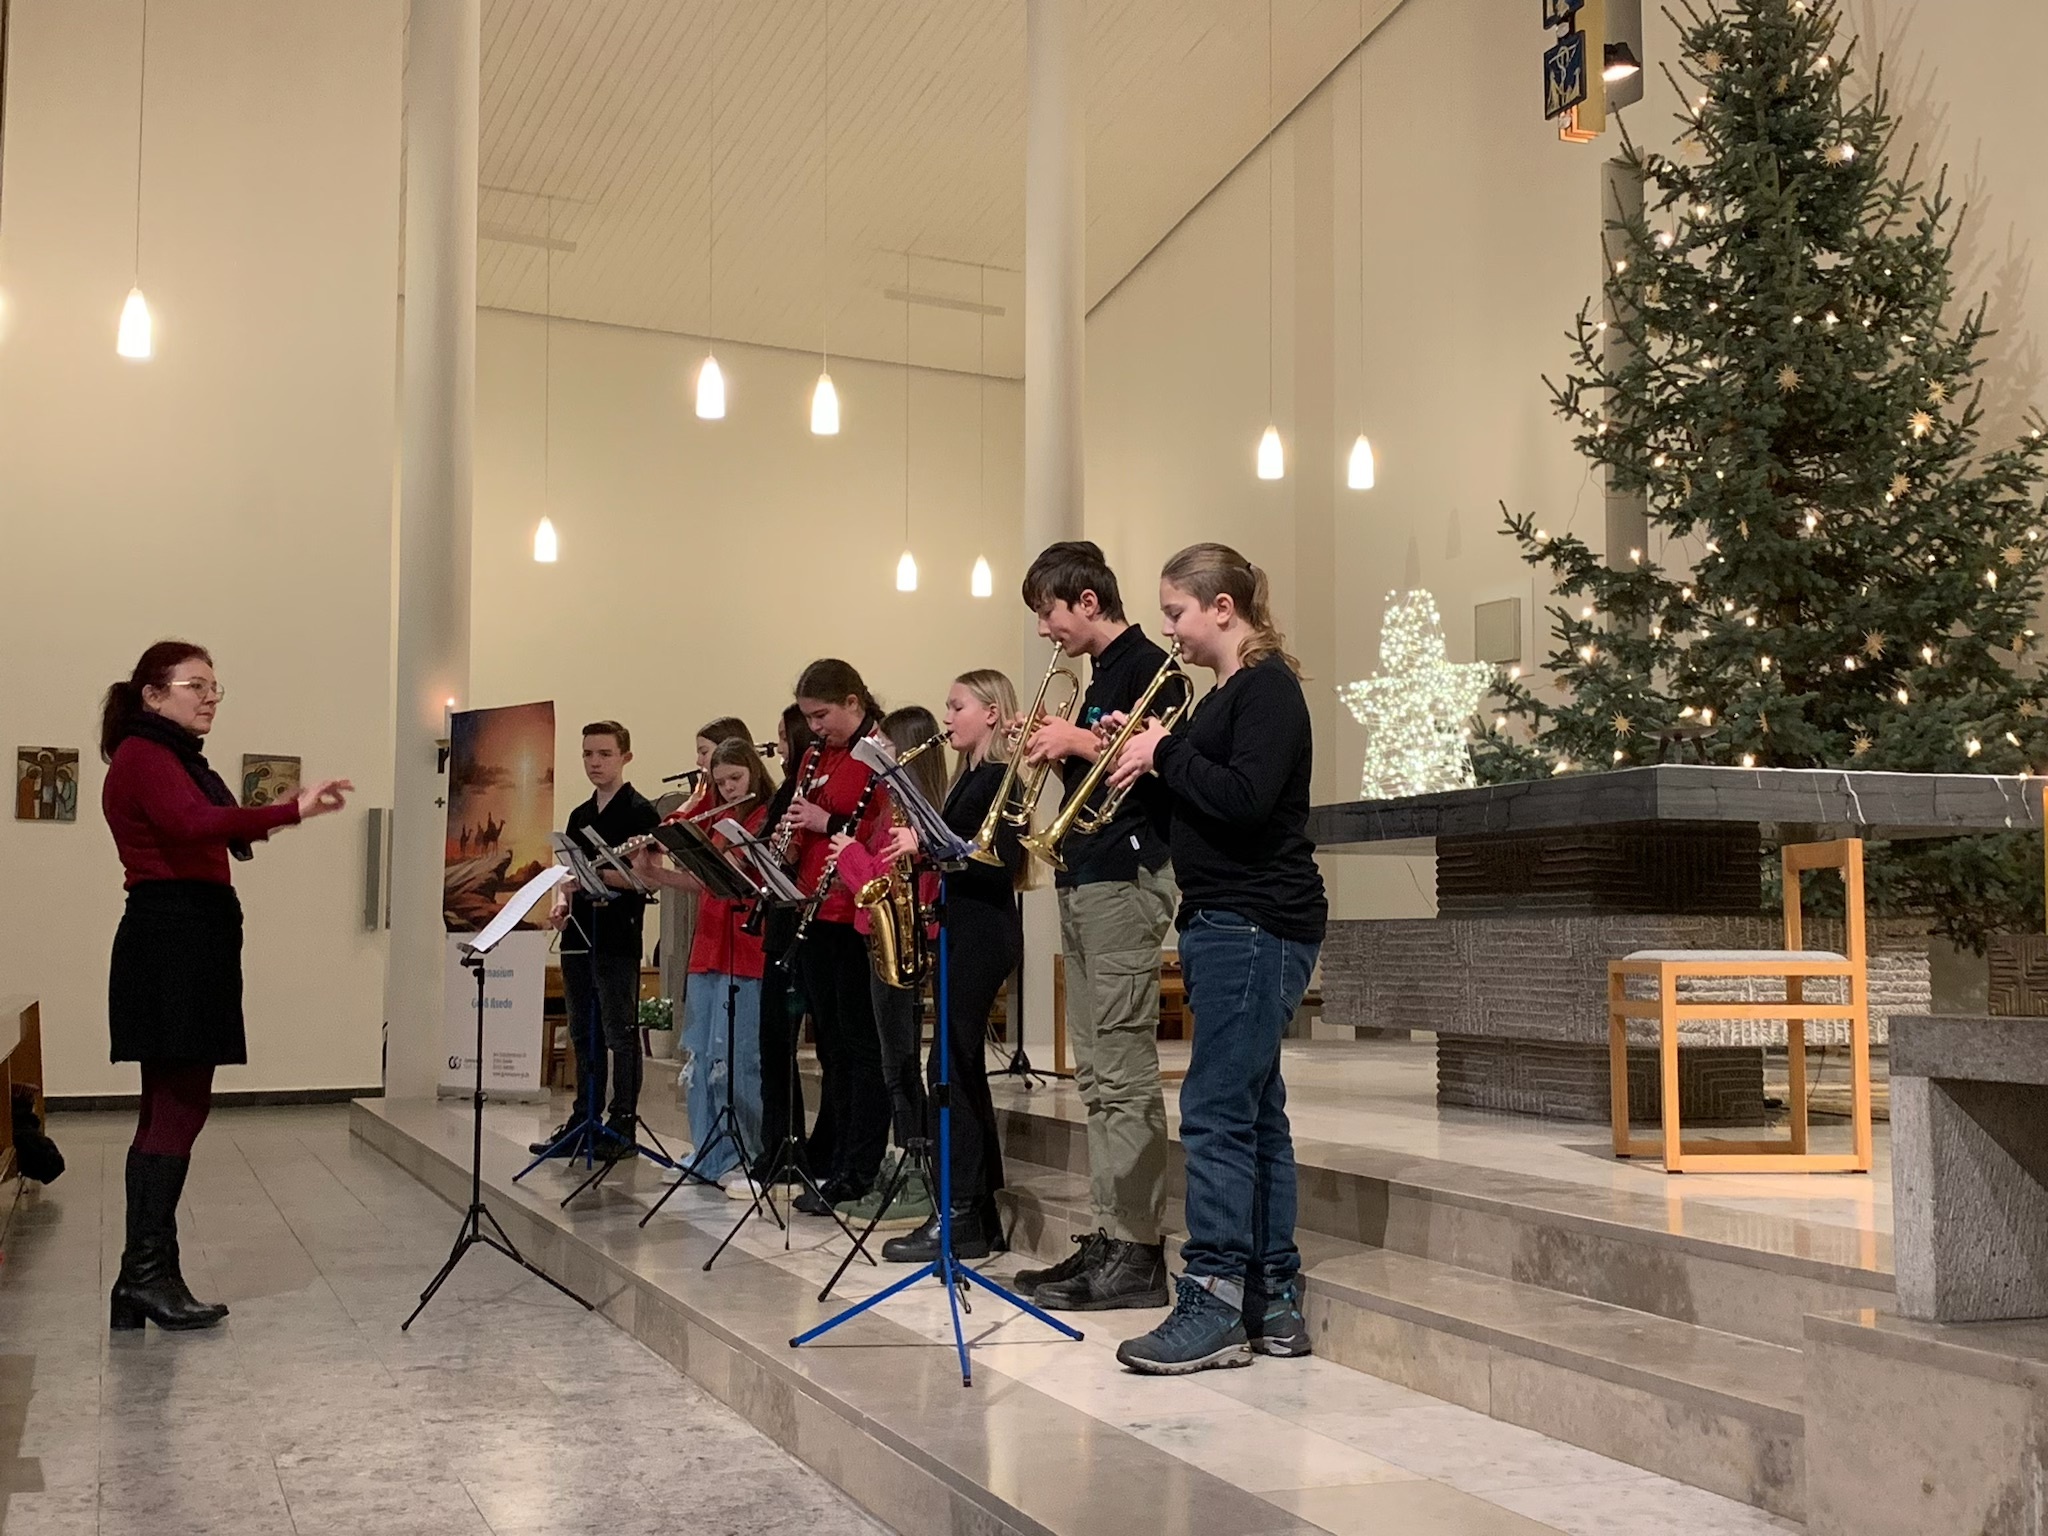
top-left (851, 737), bottom-right (975, 863)
top-left (467, 865), bottom-right (574, 956)
top-left (716, 817), bottom-right (806, 901)
top-left (579, 825), bottom-right (654, 896)
top-left (549, 833), bottom-right (614, 901)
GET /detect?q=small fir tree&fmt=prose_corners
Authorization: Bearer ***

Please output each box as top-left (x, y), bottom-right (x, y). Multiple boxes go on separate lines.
top-left (1475, 0), bottom-right (2048, 947)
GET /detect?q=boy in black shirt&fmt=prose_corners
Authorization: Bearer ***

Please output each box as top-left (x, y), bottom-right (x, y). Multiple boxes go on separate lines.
top-left (529, 721), bottom-right (660, 1156)
top-left (1012, 542), bottom-right (1181, 1311)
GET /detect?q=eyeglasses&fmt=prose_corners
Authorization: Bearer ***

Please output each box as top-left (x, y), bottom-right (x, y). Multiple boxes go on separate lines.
top-left (165, 679), bottom-right (227, 702)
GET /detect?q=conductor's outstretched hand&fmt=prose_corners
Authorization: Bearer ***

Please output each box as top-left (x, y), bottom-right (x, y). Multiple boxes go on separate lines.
top-left (296, 779), bottom-right (354, 819)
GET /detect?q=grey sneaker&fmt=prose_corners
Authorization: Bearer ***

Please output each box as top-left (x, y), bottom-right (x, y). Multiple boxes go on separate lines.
top-left (1115, 1274), bottom-right (1252, 1376)
top-left (1245, 1275), bottom-right (1311, 1357)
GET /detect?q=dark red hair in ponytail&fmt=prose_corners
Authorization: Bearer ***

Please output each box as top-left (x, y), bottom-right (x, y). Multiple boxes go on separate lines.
top-left (101, 640), bottom-right (212, 762)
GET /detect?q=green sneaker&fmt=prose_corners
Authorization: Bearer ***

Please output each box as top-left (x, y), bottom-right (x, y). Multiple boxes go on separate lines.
top-left (834, 1153), bottom-right (933, 1231)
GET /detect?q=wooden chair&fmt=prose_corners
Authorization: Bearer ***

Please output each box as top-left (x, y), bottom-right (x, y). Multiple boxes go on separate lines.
top-left (1608, 838), bottom-right (1873, 1174)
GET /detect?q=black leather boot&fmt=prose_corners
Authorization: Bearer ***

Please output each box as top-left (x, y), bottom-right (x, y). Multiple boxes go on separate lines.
top-left (881, 1202), bottom-right (992, 1263)
top-left (159, 1154), bottom-right (229, 1322)
top-left (111, 1150), bottom-right (226, 1331)
top-left (1033, 1238), bottom-right (1169, 1311)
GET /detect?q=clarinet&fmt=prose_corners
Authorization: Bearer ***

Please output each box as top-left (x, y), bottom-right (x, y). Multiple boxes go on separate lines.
top-left (788, 755), bottom-right (886, 946)
top-left (743, 743), bottom-right (822, 938)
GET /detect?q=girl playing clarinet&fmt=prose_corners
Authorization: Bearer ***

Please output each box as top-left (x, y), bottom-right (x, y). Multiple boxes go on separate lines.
top-left (781, 660), bottom-right (894, 1214)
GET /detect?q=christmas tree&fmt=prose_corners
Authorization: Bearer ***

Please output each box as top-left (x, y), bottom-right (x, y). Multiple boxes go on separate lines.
top-left (1476, 0), bottom-right (2048, 947)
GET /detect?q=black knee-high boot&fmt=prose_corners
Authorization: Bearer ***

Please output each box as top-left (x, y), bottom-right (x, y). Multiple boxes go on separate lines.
top-left (111, 1150), bottom-right (227, 1331)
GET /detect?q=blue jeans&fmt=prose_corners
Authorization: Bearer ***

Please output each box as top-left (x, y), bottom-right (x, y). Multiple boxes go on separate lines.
top-left (1175, 909), bottom-right (1319, 1291)
top-left (681, 970), bottom-right (763, 1180)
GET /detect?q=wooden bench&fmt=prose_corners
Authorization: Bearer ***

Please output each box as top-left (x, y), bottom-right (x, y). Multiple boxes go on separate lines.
top-left (1, 995), bottom-right (46, 1185)
top-left (541, 965), bottom-right (664, 1092)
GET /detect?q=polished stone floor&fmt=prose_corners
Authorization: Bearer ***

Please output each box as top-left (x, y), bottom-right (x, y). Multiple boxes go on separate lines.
top-left (0, 1107), bottom-right (891, 1536)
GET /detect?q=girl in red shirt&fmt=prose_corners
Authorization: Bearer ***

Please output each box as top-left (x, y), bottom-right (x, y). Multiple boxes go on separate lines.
top-left (638, 738), bottom-right (773, 1196)
top-left (781, 658), bottom-right (895, 1214)
top-left (99, 640), bottom-right (351, 1331)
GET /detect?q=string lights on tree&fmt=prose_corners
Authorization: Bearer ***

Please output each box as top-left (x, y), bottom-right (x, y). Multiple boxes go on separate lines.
top-left (1475, 0), bottom-right (2048, 946)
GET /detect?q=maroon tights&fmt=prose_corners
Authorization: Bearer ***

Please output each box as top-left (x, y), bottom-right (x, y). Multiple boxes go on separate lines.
top-left (133, 1062), bottom-right (216, 1157)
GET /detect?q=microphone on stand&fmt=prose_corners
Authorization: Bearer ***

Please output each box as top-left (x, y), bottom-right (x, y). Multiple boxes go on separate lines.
top-left (661, 767), bottom-right (706, 786)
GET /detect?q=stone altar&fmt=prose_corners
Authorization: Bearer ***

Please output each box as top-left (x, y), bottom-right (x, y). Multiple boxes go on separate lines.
top-left (1891, 1013), bottom-right (2048, 1323)
top-left (1312, 767), bottom-right (2037, 1120)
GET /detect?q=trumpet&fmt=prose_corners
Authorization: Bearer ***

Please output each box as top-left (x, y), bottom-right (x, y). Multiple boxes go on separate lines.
top-left (967, 640), bottom-right (1083, 866)
top-left (1021, 639), bottom-right (1191, 872)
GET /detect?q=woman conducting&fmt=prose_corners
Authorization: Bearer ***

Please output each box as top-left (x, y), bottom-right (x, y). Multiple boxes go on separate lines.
top-left (101, 640), bottom-right (351, 1330)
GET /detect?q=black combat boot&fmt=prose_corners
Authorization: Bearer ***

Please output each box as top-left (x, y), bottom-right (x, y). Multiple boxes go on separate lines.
top-left (1034, 1238), bottom-right (1170, 1312)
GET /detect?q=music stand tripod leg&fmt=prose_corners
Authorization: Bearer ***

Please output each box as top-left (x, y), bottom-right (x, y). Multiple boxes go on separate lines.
top-left (817, 1135), bottom-right (932, 1301)
top-left (789, 881), bottom-right (1078, 1379)
top-left (406, 955), bottom-right (595, 1329)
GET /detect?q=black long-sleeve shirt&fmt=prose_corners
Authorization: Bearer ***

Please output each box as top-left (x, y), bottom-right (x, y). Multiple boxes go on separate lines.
top-left (564, 783), bottom-right (661, 958)
top-left (1151, 654), bottom-right (1327, 944)
top-left (1055, 625), bottom-right (1180, 888)
top-left (942, 760), bottom-right (1024, 913)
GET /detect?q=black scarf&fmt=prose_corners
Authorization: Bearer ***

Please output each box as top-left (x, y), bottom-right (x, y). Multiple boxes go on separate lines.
top-left (120, 711), bottom-right (255, 861)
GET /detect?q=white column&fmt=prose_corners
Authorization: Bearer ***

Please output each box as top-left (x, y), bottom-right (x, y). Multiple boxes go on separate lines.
top-left (1020, 0), bottom-right (1087, 1059)
top-left (384, 0), bottom-right (478, 1100)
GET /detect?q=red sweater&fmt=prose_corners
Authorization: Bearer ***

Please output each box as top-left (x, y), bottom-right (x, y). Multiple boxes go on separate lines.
top-left (688, 804), bottom-right (769, 979)
top-left (103, 737), bottom-right (300, 887)
top-left (789, 741), bottom-right (893, 926)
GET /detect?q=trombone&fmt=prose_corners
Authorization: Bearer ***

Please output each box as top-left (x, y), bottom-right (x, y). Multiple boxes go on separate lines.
top-left (1021, 640), bottom-right (1191, 872)
top-left (967, 640), bottom-right (1083, 866)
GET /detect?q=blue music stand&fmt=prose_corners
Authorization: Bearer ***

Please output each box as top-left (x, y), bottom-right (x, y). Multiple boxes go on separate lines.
top-left (789, 745), bottom-right (1082, 1385)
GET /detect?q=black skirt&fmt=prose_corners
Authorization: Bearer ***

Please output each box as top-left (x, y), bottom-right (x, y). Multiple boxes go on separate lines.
top-left (109, 880), bottom-right (247, 1066)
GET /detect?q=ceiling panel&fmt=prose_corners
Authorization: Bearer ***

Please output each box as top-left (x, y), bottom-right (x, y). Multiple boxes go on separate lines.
top-left (448, 0), bottom-right (1382, 378)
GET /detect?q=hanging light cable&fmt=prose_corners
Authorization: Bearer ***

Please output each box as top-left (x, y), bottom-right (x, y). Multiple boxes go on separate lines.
top-left (810, 2), bottom-right (839, 435)
top-left (534, 197), bottom-right (559, 563)
top-left (116, 0), bottom-right (153, 360)
top-left (1256, 0), bottom-right (1282, 479)
top-left (695, 6), bottom-right (725, 419)
top-left (896, 251), bottom-right (917, 591)
top-left (1347, 0), bottom-right (1375, 492)
top-left (971, 265), bottom-right (992, 597)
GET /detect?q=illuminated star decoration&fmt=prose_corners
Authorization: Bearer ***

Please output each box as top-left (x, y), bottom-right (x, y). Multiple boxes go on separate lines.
top-left (1852, 730), bottom-right (1873, 756)
top-left (1862, 630), bottom-right (1888, 660)
top-left (1890, 472), bottom-right (1911, 498)
top-left (1777, 366), bottom-right (1802, 393)
top-left (1340, 591), bottom-right (1496, 801)
top-left (2004, 545), bottom-right (2026, 568)
top-left (1927, 380), bottom-right (1949, 405)
top-left (1909, 409), bottom-right (1935, 439)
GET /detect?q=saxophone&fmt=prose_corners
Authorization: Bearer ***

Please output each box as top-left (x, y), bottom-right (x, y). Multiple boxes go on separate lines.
top-left (856, 794), bottom-right (928, 990)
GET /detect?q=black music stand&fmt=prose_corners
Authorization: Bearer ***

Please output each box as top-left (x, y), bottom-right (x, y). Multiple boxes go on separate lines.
top-left (405, 867), bottom-right (595, 1330)
top-left (641, 818), bottom-right (877, 1273)
top-left (987, 891), bottom-right (1059, 1088)
top-left (639, 824), bottom-right (771, 1202)
top-left (791, 742), bottom-right (1082, 1384)
top-left (516, 838), bottom-right (674, 1201)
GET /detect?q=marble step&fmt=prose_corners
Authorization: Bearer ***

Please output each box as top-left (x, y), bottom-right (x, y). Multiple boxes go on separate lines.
top-left (998, 1161), bottom-right (1806, 1521)
top-left (1304, 1246), bottom-right (1806, 1521)
top-left (995, 1098), bottom-right (1892, 1349)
